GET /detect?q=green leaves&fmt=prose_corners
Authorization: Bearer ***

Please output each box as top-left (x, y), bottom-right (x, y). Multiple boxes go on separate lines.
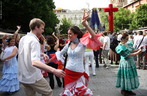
top-left (129, 4), bottom-right (147, 29)
top-left (114, 8), bottom-right (131, 32)
top-left (1, 0), bottom-right (59, 35)
top-left (135, 4), bottom-right (147, 28)
top-left (59, 18), bottom-right (73, 34)
top-left (100, 4), bottom-right (147, 32)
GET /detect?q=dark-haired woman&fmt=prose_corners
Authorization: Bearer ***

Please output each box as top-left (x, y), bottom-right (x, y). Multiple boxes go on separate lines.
top-left (0, 37), bottom-right (19, 94)
top-left (56, 13), bottom-right (102, 96)
top-left (46, 33), bottom-right (62, 89)
top-left (115, 33), bottom-right (142, 96)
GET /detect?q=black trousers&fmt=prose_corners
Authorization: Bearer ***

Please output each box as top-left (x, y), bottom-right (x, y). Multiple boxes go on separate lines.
top-left (93, 50), bottom-right (100, 68)
top-left (48, 63), bottom-right (62, 89)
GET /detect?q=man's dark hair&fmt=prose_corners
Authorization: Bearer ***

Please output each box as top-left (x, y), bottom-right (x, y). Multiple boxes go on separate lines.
top-left (138, 31), bottom-right (143, 35)
top-left (103, 32), bottom-right (108, 36)
top-left (0, 39), bottom-right (2, 44)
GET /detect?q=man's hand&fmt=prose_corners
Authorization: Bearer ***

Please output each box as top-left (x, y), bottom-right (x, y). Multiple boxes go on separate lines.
top-left (0, 58), bottom-right (6, 62)
top-left (53, 69), bottom-right (66, 78)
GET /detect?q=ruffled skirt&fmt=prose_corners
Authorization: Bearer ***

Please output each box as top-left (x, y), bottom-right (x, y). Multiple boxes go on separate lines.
top-left (0, 64), bottom-right (19, 92)
top-left (80, 33), bottom-right (102, 50)
top-left (59, 69), bottom-right (93, 96)
top-left (116, 59), bottom-right (139, 91)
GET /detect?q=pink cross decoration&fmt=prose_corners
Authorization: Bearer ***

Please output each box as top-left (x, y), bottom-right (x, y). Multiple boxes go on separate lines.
top-left (104, 4), bottom-right (118, 32)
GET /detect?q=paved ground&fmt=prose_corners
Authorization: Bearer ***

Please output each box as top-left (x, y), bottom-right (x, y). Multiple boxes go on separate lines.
top-left (0, 64), bottom-right (147, 96)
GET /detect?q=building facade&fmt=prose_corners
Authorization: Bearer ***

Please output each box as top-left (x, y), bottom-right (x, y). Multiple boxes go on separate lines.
top-left (54, 9), bottom-right (87, 26)
top-left (110, 0), bottom-right (128, 7)
top-left (123, 0), bottom-right (147, 12)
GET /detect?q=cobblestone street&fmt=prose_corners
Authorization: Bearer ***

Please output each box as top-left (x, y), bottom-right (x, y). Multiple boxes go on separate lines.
top-left (0, 64), bottom-right (147, 96)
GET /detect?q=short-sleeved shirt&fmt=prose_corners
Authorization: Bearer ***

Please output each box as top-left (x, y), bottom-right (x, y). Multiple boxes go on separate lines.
top-left (133, 35), bottom-right (147, 52)
top-left (18, 32), bottom-right (43, 84)
top-left (103, 36), bottom-right (110, 50)
top-left (117, 34), bottom-right (122, 41)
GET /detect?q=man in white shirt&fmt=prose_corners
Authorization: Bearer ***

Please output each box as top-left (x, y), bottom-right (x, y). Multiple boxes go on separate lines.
top-left (18, 18), bottom-right (65, 96)
top-left (99, 34), bottom-right (104, 64)
top-left (102, 32), bottom-right (110, 68)
top-left (133, 31), bottom-right (147, 69)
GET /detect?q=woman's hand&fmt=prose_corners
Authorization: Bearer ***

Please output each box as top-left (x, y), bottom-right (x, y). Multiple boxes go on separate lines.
top-left (2, 34), bottom-right (8, 40)
top-left (41, 53), bottom-right (49, 63)
top-left (81, 11), bottom-right (96, 38)
top-left (137, 49), bottom-right (142, 54)
top-left (82, 12), bottom-right (89, 27)
top-left (52, 32), bottom-right (55, 36)
top-left (17, 26), bottom-right (21, 30)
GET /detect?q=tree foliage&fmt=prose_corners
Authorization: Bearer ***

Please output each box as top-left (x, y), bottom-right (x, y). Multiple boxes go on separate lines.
top-left (1, 0), bottom-right (59, 34)
top-left (129, 12), bottom-right (138, 29)
top-left (114, 8), bottom-right (131, 32)
top-left (130, 4), bottom-right (147, 29)
top-left (59, 18), bottom-right (73, 34)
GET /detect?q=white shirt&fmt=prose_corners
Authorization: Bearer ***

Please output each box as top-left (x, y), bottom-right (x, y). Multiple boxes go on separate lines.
top-left (103, 36), bottom-right (110, 50)
top-left (99, 36), bottom-right (104, 44)
top-left (18, 32), bottom-right (43, 84)
top-left (117, 34), bottom-right (122, 41)
top-left (133, 35), bottom-right (147, 52)
top-left (56, 43), bottom-right (85, 72)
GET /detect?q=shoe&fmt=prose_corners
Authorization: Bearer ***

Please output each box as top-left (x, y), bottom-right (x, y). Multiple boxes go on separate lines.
top-left (121, 90), bottom-right (126, 95)
top-left (127, 91), bottom-right (136, 95)
top-left (6, 92), bottom-right (13, 95)
top-left (142, 67), bottom-right (146, 70)
top-left (115, 62), bottom-right (119, 65)
top-left (93, 73), bottom-right (96, 76)
top-left (6, 90), bottom-right (19, 95)
top-left (106, 65), bottom-right (111, 69)
top-left (110, 61), bottom-right (113, 64)
top-left (89, 64), bottom-right (92, 67)
top-left (58, 82), bottom-right (62, 87)
top-left (103, 64), bottom-right (107, 67)
top-left (50, 85), bottom-right (54, 89)
top-left (121, 90), bottom-right (129, 96)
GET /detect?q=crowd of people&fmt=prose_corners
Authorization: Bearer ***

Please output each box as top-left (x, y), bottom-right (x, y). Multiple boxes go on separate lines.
top-left (0, 12), bottom-right (147, 96)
